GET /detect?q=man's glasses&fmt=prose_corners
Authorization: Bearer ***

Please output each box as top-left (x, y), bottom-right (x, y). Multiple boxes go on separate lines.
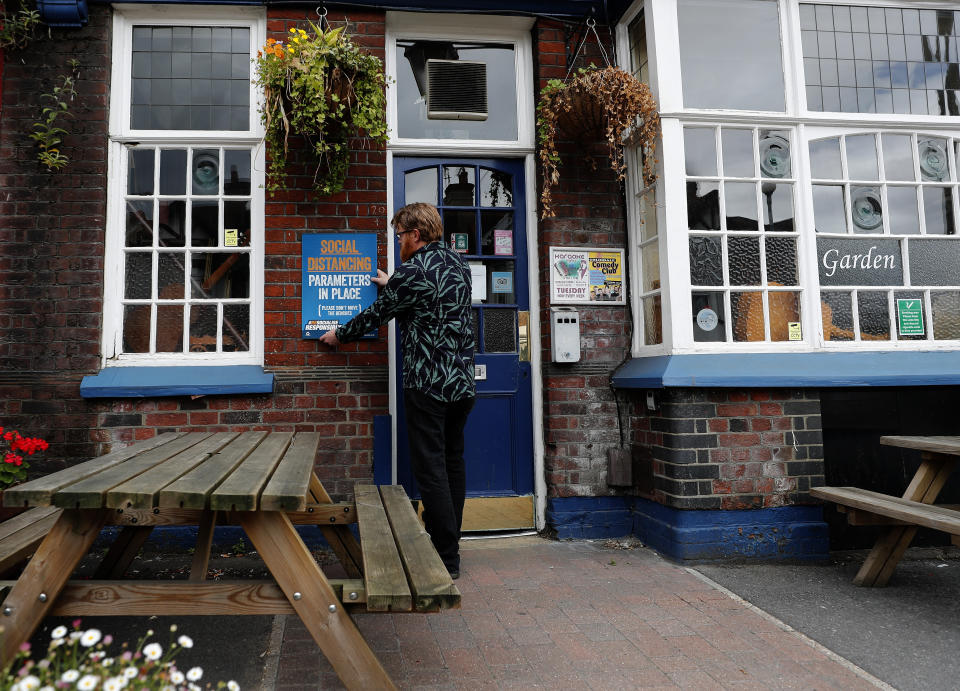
top-left (395, 229), bottom-right (416, 240)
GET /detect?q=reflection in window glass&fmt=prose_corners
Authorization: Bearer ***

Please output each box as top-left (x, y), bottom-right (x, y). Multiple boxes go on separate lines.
top-left (223, 150), bottom-right (251, 195)
top-left (479, 168), bottom-right (513, 207)
top-left (923, 187), bottom-right (954, 235)
top-left (442, 166), bottom-right (475, 206)
top-left (722, 129), bottom-right (754, 177)
top-left (128, 149), bottom-right (155, 195)
top-left (126, 201), bottom-right (153, 247)
top-left (846, 135), bottom-right (879, 180)
top-left (882, 133), bottom-right (915, 181)
top-left (809, 138), bottom-right (842, 179)
top-left (762, 183), bottom-right (794, 232)
top-left (684, 127), bottom-right (717, 176)
top-left (678, 0), bottom-right (785, 111)
top-left (812, 185), bottom-right (847, 233)
top-left (396, 41), bottom-right (517, 140)
top-left (405, 168), bottom-right (438, 206)
top-left (887, 186), bottom-right (920, 234)
top-left (628, 11), bottom-right (649, 82)
top-left (160, 149), bottom-right (187, 194)
top-left (692, 292), bottom-right (726, 342)
top-left (687, 181), bottom-right (720, 230)
top-left (725, 182), bottom-right (759, 230)
top-left (480, 211), bottom-right (513, 256)
top-left (443, 210), bottom-right (475, 254)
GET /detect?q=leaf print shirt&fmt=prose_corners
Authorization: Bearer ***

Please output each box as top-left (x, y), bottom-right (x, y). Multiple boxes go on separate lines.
top-left (335, 242), bottom-right (476, 402)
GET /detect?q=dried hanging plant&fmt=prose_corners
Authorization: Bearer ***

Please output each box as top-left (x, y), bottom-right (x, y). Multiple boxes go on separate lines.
top-left (537, 66), bottom-right (661, 218)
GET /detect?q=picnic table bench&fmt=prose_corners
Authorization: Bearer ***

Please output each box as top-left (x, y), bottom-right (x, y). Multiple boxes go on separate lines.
top-left (0, 431), bottom-right (459, 690)
top-left (811, 435), bottom-right (960, 587)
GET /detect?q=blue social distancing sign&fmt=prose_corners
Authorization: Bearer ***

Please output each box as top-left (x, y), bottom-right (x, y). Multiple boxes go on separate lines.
top-left (302, 233), bottom-right (378, 339)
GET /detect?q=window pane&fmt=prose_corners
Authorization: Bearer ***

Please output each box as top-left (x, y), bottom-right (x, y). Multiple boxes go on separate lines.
top-left (846, 134), bottom-right (879, 180)
top-left (159, 149), bottom-right (187, 195)
top-left (687, 181), bottom-right (720, 230)
top-left (909, 238), bottom-right (960, 285)
top-left (125, 252), bottom-right (153, 299)
top-left (396, 41), bottom-right (517, 141)
top-left (223, 303), bottom-right (250, 351)
top-left (483, 309), bottom-right (516, 352)
top-left (641, 241), bottom-right (660, 292)
top-left (922, 187), bottom-right (955, 235)
top-left (192, 149), bottom-right (220, 195)
top-left (692, 292), bottom-right (726, 342)
top-left (822, 291), bottom-right (854, 340)
top-left (678, 0), bottom-right (786, 111)
top-left (125, 201), bottom-right (153, 247)
top-left (484, 260), bottom-right (515, 305)
top-left (850, 186), bottom-right (883, 233)
top-left (684, 127), bottom-right (717, 176)
top-left (895, 290), bottom-right (927, 339)
top-left (158, 200), bottom-right (186, 247)
top-left (128, 149), bottom-right (155, 195)
top-left (932, 291), bottom-right (960, 339)
top-left (480, 211), bottom-right (513, 256)
top-left (762, 182), bottom-right (794, 232)
top-left (765, 236), bottom-right (797, 285)
top-left (728, 236), bottom-right (761, 285)
top-left (859, 291), bottom-right (891, 340)
top-left (817, 237), bottom-right (903, 286)
top-left (643, 295), bottom-right (662, 345)
top-left (759, 130), bottom-right (791, 178)
top-left (130, 25), bottom-right (249, 131)
top-left (721, 129), bottom-right (754, 177)
top-left (158, 252), bottom-right (185, 299)
top-left (882, 133), bottom-right (915, 180)
top-left (123, 304), bottom-right (151, 353)
top-left (224, 150), bottom-right (251, 195)
top-left (724, 182), bottom-right (759, 230)
top-left (689, 236), bottom-right (723, 286)
top-left (768, 291), bottom-right (801, 341)
top-left (810, 138), bottom-right (843, 178)
top-left (224, 201), bottom-right (251, 248)
top-left (443, 210), bottom-right (475, 254)
top-left (156, 304), bottom-right (184, 352)
top-left (191, 253), bottom-right (249, 298)
top-left (191, 200), bottom-right (219, 247)
top-left (918, 137), bottom-right (950, 181)
top-left (479, 168), bottom-right (513, 207)
top-left (732, 291), bottom-right (765, 341)
top-left (189, 304), bottom-right (218, 352)
top-left (442, 166), bottom-right (475, 206)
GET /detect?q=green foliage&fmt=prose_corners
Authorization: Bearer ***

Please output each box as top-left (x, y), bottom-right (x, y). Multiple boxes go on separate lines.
top-left (29, 60), bottom-right (81, 171)
top-left (536, 66), bottom-right (661, 219)
top-left (254, 22), bottom-right (389, 197)
top-left (0, 0), bottom-right (41, 51)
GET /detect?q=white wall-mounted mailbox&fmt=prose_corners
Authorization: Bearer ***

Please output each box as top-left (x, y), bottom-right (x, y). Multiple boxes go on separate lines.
top-left (550, 307), bottom-right (580, 363)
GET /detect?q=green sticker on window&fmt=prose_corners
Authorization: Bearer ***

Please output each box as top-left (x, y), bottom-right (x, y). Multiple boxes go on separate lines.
top-left (896, 299), bottom-right (924, 336)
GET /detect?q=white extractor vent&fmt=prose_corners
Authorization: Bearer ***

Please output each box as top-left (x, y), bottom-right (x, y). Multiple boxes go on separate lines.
top-left (426, 59), bottom-right (488, 121)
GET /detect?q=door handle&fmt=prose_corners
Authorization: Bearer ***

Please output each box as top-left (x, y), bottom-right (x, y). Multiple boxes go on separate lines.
top-left (518, 310), bottom-right (530, 362)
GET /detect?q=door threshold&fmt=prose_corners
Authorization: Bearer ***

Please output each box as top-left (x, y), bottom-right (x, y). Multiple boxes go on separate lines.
top-left (463, 529), bottom-right (538, 541)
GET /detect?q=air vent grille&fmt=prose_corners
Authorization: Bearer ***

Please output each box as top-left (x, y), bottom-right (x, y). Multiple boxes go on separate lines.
top-left (427, 59), bottom-right (488, 121)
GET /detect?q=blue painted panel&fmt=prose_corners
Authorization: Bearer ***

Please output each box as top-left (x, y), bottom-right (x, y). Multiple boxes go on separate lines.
top-left (612, 351), bottom-right (960, 389)
top-left (373, 415), bottom-right (392, 486)
top-left (80, 365), bottom-right (273, 398)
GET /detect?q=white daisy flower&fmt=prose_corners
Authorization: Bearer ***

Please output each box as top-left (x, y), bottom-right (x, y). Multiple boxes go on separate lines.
top-left (102, 658), bottom-right (114, 666)
top-left (77, 675), bottom-right (99, 691)
top-left (170, 670), bottom-right (185, 684)
top-left (142, 642), bottom-right (163, 661)
top-left (62, 670), bottom-right (81, 682)
top-left (80, 629), bottom-right (102, 647)
top-left (68, 631), bottom-right (83, 642)
top-left (50, 625), bottom-right (68, 639)
top-left (227, 681), bottom-right (240, 691)
top-left (177, 635), bottom-right (193, 649)
top-left (18, 676), bottom-right (40, 691)
top-left (123, 667), bottom-right (138, 679)
top-left (186, 666), bottom-right (203, 682)
top-left (103, 678), bottom-right (124, 691)
top-left (40, 686), bottom-right (55, 691)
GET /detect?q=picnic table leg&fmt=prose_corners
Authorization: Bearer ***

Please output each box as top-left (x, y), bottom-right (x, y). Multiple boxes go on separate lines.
top-left (0, 509), bottom-right (108, 665)
top-left (309, 474), bottom-right (364, 578)
top-left (854, 453), bottom-right (956, 586)
top-left (239, 510), bottom-right (396, 691)
top-left (94, 525), bottom-right (154, 579)
top-left (189, 510), bottom-right (217, 581)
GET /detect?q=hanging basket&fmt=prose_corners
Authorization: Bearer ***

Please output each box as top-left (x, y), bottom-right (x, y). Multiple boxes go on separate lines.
top-left (536, 65), bottom-right (661, 219)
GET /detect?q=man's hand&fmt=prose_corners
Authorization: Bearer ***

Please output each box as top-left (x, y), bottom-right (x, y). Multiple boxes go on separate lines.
top-left (319, 330), bottom-right (340, 347)
top-left (371, 269), bottom-right (389, 287)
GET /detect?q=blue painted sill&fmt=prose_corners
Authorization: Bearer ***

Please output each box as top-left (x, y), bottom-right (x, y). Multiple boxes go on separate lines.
top-left (80, 366), bottom-right (274, 398)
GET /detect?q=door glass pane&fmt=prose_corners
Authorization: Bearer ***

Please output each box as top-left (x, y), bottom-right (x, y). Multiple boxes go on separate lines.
top-left (722, 129), bottom-right (754, 177)
top-left (846, 134), bottom-right (879, 180)
top-left (156, 304), bottom-right (184, 352)
top-left (813, 185), bottom-right (847, 233)
top-left (480, 211), bottom-right (513, 256)
top-left (684, 127), bottom-right (717, 176)
top-left (821, 290), bottom-right (854, 340)
top-left (479, 168), bottom-right (513, 207)
top-left (159, 149), bottom-right (187, 194)
top-left (223, 304), bottom-right (250, 351)
top-left (125, 253), bottom-right (153, 299)
top-left (483, 309), bottom-right (516, 352)
top-left (405, 168), bottom-right (438, 206)
top-left (858, 291), bottom-right (890, 340)
top-left (223, 150), bottom-right (251, 195)
top-left (484, 260), bottom-right (515, 305)
top-left (732, 291), bottom-right (765, 341)
top-left (126, 201), bottom-right (154, 247)
top-left (443, 210), bottom-right (475, 254)
top-left (678, 0), bottom-right (786, 111)
top-left (442, 166), bottom-right (475, 206)
top-left (923, 187), bottom-right (954, 235)
top-left (189, 304), bottom-right (218, 352)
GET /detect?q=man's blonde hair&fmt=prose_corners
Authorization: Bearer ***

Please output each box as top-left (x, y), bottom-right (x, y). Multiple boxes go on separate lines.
top-left (391, 203), bottom-right (443, 243)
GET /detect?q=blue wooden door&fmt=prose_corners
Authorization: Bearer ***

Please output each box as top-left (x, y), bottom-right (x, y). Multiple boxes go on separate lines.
top-left (393, 157), bottom-right (534, 498)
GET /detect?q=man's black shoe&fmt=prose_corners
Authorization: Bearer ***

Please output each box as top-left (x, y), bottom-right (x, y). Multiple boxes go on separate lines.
top-left (448, 569), bottom-right (460, 580)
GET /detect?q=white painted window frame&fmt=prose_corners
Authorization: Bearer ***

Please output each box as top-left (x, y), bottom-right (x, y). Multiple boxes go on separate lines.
top-left (619, 0), bottom-right (960, 355)
top-left (103, 4), bottom-right (266, 367)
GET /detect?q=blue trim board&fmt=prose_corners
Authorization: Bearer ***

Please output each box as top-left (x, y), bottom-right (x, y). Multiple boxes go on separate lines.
top-left (80, 365), bottom-right (274, 398)
top-left (546, 496), bottom-right (828, 562)
top-left (373, 414), bottom-right (392, 486)
top-left (612, 351), bottom-right (960, 389)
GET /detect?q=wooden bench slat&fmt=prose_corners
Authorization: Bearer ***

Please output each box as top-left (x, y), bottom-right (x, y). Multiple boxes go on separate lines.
top-left (880, 435), bottom-right (960, 455)
top-left (209, 432), bottom-right (293, 511)
top-left (354, 484), bottom-right (412, 612)
top-left (260, 433), bottom-right (320, 511)
top-left (379, 485), bottom-right (460, 612)
top-left (3, 434), bottom-right (185, 508)
top-left (52, 434), bottom-right (215, 509)
top-left (812, 486), bottom-right (960, 535)
top-left (0, 507), bottom-right (62, 573)
top-left (106, 433), bottom-right (240, 509)
top-left (158, 431), bottom-right (269, 509)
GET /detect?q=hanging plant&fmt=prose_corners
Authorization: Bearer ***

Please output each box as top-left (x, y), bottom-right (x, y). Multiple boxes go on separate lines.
top-left (537, 65), bottom-right (661, 218)
top-left (254, 21), bottom-right (389, 196)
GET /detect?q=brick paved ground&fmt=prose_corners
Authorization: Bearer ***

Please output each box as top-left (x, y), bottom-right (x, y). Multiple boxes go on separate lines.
top-left (268, 537), bottom-right (884, 690)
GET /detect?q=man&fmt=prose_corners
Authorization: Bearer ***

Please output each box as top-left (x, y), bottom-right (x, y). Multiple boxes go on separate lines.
top-left (320, 203), bottom-right (475, 579)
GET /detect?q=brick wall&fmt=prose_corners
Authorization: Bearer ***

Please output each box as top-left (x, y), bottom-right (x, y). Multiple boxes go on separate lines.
top-left (632, 388), bottom-right (825, 510)
top-left (534, 19), bottom-right (632, 498)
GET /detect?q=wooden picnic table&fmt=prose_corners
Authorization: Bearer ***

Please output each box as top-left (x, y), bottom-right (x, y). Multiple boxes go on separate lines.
top-left (0, 431), bottom-right (459, 689)
top-left (812, 435), bottom-right (960, 587)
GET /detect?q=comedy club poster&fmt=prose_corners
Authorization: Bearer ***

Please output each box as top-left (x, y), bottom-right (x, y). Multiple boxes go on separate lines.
top-left (549, 247), bottom-right (625, 305)
top-left (302, 233), bottom-right (377, 338)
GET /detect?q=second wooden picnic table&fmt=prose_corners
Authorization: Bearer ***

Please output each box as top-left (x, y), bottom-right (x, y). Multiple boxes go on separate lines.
top-left (0, 431), bottom-right (459, 689)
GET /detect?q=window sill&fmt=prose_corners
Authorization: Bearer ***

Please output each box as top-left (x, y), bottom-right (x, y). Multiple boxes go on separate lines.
top-left (80, 365), bottom-right (274, 398)
top-left (611, 351), bottom-right (960, 389)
